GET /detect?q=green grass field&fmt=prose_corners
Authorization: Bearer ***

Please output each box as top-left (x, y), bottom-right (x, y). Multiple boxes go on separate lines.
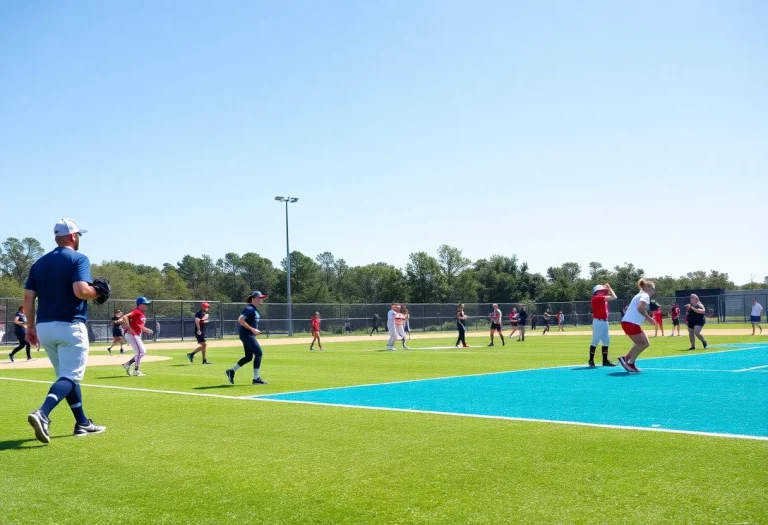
top-left (1, 333), bottom-right (766, 524)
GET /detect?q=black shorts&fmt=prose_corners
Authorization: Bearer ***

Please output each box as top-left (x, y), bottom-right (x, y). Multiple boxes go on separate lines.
top-left (687, 321), bottom-right (705, 330)
top-left (490, 322), bottom-right (501, 331)
top-left (112, 328), bottom-right (124, 338)
top-left (672, 318), bottom-right (680, 326)
top-left (196, 333), bottom-right (207, 344)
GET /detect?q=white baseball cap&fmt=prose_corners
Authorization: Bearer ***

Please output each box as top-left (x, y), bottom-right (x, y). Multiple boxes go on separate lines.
top-left (592, 284), bottom-right (606, 293)
top-left (54, 218), bottom-right (88, 236)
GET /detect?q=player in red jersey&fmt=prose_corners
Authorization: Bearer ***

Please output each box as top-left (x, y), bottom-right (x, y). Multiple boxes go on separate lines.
top-left (310, 312), bottom-right (323, 351)
top-left (121, 297), bottom-right (154, 376)
top-left (589, 283), bottom-right (617, 367)
top-left (669, 303), bottom-right (681, 337)
top-left (653, 305), bottom-right (664, 337)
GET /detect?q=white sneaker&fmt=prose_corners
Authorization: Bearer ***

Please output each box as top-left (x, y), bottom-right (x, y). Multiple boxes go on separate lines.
top-left (122, 363), bottom-right (131, 375)
top-left (133, 370), bottom-right (146, 376)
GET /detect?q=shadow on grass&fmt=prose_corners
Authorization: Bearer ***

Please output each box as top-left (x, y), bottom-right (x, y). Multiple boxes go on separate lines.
top-left (192, 384), bottom-right (233, 391)
top-left (0, 435), bottom-right (66, 451)
top-left (94, 375), bottom-right (131, 380)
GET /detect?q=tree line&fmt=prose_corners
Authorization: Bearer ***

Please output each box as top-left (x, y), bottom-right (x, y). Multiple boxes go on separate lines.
top-left (1, 237), bottom-right (765, 304)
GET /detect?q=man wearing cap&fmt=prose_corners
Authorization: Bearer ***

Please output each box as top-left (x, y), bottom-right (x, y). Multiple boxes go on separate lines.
top-left (121, 297), bottom-right (154, 376)
top-left (226, 291), bottom-right (269, 385)
top-left (589, 283), bottom-right (617, 367)
top-left (187, 302), bottom-right (212, 364)
top-left (24, 219), bottom-right (107, 444)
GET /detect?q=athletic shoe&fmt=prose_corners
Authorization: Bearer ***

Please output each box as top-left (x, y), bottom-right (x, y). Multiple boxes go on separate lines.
top-left (133, 370), bottom-right (145, 377)
top-left (310, 347), bottom-right (315, 351)
top-left (122, 363), bottom-right (131, 375)
top-left (252, 377), bottom-right (269, 385)
top-left (73, 419), bottom-right (106, 437)
top-left (627, 361), bottom-right (641, 373)
top-left (27, 409), bottom-right (50, 444)
top-left (502, 341), bottom-right (506, 346)
top-left (403, 345), bottom-right (411, 349)
top-left (107, 348), bottom-right (112, 355)
top-left (588, 360), bottom-right (596, 368)
top-left (688, 346), bottom-right (695, 350)
top-left (225, 369), bottom-right (235, 385)
top-left (463, 344), bottom-right (470, 348)
top-left (602, 360), bottom-right (616, 367)
top-left (186, 353), bottom-right (194, 363)
top-left (386, 346), bottom-right (394, 351)
top-left (9, 354), bottom-right (14, 363)
top-left (487, 343), bottom-right (494, 347)
top-left (202, 360), bottom-right (212, 365)
top-left (120, 349), bottom-right (125, 354)
top-left (703, 342), bottom-right (708, 349)
top-left (618, 356), bottom-right (632, 372)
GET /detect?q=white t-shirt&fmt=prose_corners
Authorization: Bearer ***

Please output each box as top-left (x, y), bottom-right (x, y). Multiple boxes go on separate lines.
top-left (387, 310), bottom-right (396, 326)
top-left (622, 291), bottom-right (650, 325)
top-left (752, 303), bottom-right (763, 317)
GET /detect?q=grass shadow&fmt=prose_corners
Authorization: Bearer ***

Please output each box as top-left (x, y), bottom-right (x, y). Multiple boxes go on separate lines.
top-left (192, 384), bottom-right (233, 391)
top-left (95, 375), bottom-right (131, 380)
top-left (0, 435), bottom-right (66, 451)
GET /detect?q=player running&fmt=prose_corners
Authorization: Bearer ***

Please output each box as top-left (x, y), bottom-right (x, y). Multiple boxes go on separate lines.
top-left (187, 302), bottom-right (212, 364)
top-left (226, 291), bottom-right (269, 385)
top-left (488, 304), bottom-right (505, 346)
top-left (589, 284), bottom-right (617, 367)
top-left (25, 218), bottom-right (108, 443)
top-left (618, 279), bottom-right (657, 373)
top-left (542, 309), bottom-right (552, 334)
top-left (686, 294), bottom-right (708, 350)
top-left (121, 297), bottom-right (154, 376)
top-left (750, 298), bottom-right (763, 335)
top-left (310, 312), bottom-right (323, 351)
top-left (106, 309), bottom-right (127, 355)
top-left (508, 307), bottom-right (519, 338)
top-left (669, 303), bottom-right (682, 336)
top-left (9, 306), bottom-right (31, 362)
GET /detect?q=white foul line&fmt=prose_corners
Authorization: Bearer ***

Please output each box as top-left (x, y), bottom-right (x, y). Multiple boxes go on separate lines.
top-left (733, 364), bottom-right (768, 373)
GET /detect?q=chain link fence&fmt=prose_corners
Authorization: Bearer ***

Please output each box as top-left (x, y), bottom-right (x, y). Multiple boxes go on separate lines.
top-left (2, 293), bottom-right (762, 345)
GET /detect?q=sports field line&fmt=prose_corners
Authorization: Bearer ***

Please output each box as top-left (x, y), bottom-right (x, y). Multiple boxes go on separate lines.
top-left (248, 398), bottom-right (768, 442)
top-left (0, 376), bottom-right (247, 401)
top-left (254, 345), bottom-right (767, 398)
top-left (733, 364), bottom-right (768, 372)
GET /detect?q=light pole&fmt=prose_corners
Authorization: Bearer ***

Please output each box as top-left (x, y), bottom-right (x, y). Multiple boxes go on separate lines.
top-left (275, 196), bottom-right (299, 335)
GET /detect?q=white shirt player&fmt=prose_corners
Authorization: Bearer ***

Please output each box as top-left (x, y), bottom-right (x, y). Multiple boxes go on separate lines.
top-left (751, 302), bottom-right (763, 317)
top-left (491, 308), bottom-right (502, 324)
top-left (387, 309), bottom-right (396, 329)
top-left (622, 292), bottom-right (650, 325)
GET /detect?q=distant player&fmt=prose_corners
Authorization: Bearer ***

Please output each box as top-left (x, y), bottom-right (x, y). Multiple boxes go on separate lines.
top-left (530, 312), bottom-right (537, 331)
top-left (226, 290), bottom-right (269, 385)
top-left (542, 309), bottom-right (552, 334)
top-left (557, 310), bottom-right (565, 332)
top-left (395, 305), bottom-right (410, 349)
top-left (121, 297), bottom-right (154, 376)
top-left (106, 309), bottom-right (126, 355)
top-left (751, 298), bottom-right (763, 335)
top-left (402, 305), bottom-right (411, 340)
top-left (25, 218), bottom-right (107, 443)
top-left (685, 294), bottom-right (708, 350)
top-left (310, 312), bottom-right (323, 351)
top-left (652, 304), bottom-right (664, 337)
top-left (455, 304), bottom-right (469, 348)
top-left (618, 279), bottom-right (657, 373)
top-left (187, 302), bottom-right (212, 364)
top-left (517, 305), bottom-right (528, 341)
top-left (9, 305), bottom-right (31, 362)
top-left (508, 307), bottom-right (519, 338)
top-left (589, 284), bottom-right (617, 367)
top-left (669, 303), bottom-right (681, 337)
top-left (488, 304), bottom-right (505, 346)
top-left (386, 303), bottom-right (398, 350)
top-left (370, 313), bottom-right (381, 336)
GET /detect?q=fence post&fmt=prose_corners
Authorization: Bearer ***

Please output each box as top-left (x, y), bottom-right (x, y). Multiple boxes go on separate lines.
top-left (219, 301), bottom-right (223, 339)
top-left (179, 301), bottom-right (184, 341)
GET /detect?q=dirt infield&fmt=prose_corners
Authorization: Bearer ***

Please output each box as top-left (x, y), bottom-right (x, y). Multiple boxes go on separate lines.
top-left (132, 328), bottom-right (764, 351)
top-left (0, 354), bottom-right (172, 370)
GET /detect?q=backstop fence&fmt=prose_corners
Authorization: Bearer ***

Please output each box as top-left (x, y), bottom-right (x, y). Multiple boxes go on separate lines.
top-left (1, 293), bottom-right (764, 345)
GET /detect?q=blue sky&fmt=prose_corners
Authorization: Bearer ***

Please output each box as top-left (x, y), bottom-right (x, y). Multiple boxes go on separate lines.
top-left (1, 1), bottom-right (766, 284)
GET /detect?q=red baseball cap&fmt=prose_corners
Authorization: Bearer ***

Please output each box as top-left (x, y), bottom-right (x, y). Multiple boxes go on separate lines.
top-left (201, 302), bottom-right (210, 309)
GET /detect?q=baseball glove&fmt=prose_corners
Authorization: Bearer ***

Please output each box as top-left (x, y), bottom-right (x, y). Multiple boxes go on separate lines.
top-left (92, 277), bottom-right (111, 305)
top-left (648, 300), bottom-right (660, 312)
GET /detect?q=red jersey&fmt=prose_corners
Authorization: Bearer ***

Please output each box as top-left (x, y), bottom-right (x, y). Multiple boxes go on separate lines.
top-left (670, 306), bottom-right (680, 320)
top-left (311, 318), bottom-right (320, 332)
top-left (591, 295), bottom-right (609, 321)
top-left (654, 309), bottom-right (663, 322)
top-left (125, 308), bottom-right (146, 336)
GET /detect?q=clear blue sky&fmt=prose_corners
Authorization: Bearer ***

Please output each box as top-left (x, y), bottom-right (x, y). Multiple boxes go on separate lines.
top-left (1, 1), bottom-right (766, 284)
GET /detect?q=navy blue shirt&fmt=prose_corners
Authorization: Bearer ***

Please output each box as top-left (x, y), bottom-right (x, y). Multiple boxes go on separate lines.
top-left (14, 313), bottom-right (27, 334)
top-left (238, 304), bottom-right (260, 336)
top-left (518, 309), bottom-right (528, 325)
top-left (25, 247), bottom-right (92, 323)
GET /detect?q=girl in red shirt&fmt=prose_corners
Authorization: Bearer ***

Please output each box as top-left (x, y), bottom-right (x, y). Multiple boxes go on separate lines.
top-left (310, 312), bottom-right (323, 351)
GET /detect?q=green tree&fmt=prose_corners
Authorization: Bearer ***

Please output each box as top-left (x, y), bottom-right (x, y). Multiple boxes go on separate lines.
top-left (0, 237), bottom-right (45, 285)
top-left (345, 263), bottom-right (407, 303)
top-left (406, 252), bottom-right (445, 303)
top-left (612, 263), bottom-right (645, 299)
top-left (0, 275), bottom-right (24, 298)
top-left (474, 255), bottom-right (520, 303)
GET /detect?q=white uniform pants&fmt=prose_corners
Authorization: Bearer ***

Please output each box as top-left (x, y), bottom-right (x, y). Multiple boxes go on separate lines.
top-left (591, 319), bottom-right (610, 347)
top-left (37, 321), bottom-right (89, 382)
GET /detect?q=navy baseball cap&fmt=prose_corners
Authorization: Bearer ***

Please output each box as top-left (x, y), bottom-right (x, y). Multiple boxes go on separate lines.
top-left (136, 296), bottom-right (151, 305)
top-left (247, 290), bottom-right (268, 300)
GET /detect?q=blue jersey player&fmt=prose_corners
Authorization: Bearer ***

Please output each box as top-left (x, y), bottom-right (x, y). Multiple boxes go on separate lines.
top-left (24, 219), bottom-right (107, 444)
top-left (225, 290), bottom-right (269, 385)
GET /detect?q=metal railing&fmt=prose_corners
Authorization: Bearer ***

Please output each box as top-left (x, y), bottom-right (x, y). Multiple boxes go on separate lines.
top-left (2, 293), bottom-right (762, 345)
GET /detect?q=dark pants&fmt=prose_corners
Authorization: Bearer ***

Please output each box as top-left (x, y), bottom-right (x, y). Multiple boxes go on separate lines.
top-left (238, 333), bottom-right (263, 369)
top-left (370, 325), bottom-right (379, 334)
top-left (11, 330), bottom-right (30, 360)
top-left (456, 324), bottom-right (466, 346)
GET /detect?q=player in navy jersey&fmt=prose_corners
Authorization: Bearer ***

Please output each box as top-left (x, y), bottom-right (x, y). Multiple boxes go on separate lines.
top-left (225, 291), bottom-right (269, 385)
